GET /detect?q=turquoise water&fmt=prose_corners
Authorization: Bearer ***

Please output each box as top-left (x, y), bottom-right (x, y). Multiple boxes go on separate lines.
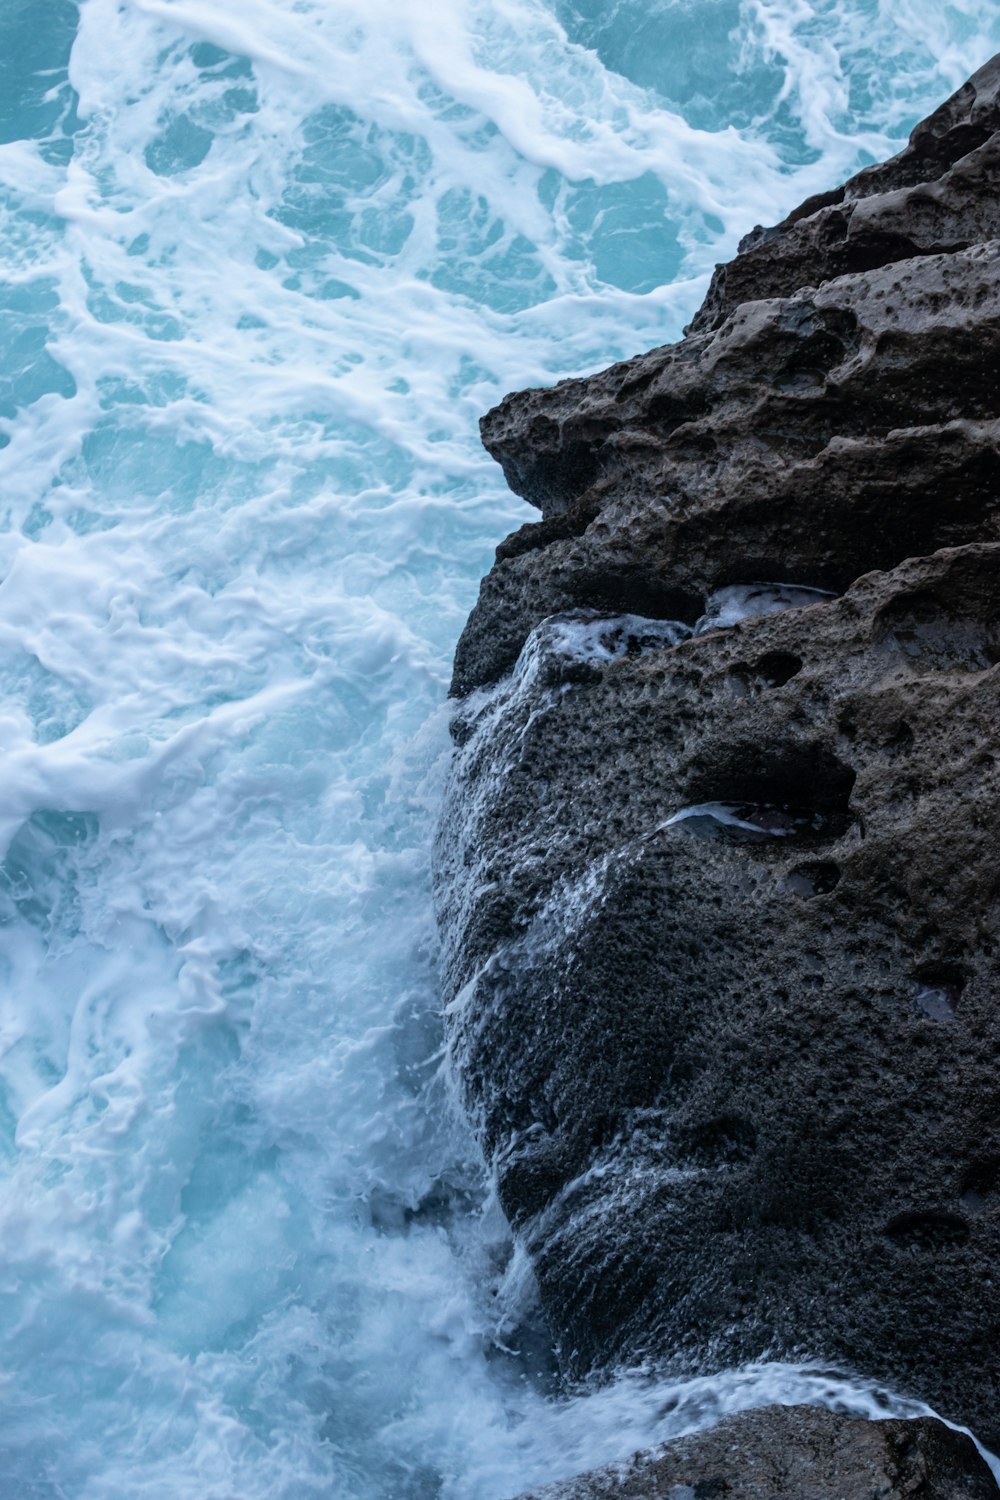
top-left (0, 2), bottom-right (998, 1495)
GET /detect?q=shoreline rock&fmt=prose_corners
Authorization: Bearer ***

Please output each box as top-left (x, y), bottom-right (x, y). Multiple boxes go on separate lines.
top-left (435, 55), bottom-right (1000, 1487)
top-left (511, 1406), bottom-right (996, 1499)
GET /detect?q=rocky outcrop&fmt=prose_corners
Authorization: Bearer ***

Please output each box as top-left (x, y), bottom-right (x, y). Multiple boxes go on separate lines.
top-left (514, 1407), bottom-right (997, 1499)
top-left (451, 51), bottom-right (1000, 699)
top-left (687, 55), bottom-right (1000, 338)
top-left (434, 53), bottom-right (1000, 1482)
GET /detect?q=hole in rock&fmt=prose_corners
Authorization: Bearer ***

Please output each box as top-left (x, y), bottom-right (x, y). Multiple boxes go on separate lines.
top-left (775, 365), bottom-right (828, 393)
top-left (819, 208), bottom-right (851, 247)
top-left (776, 304), bottom-right (861, 372)
top-left (511, 432), bottom-right (615, 516)
top-left (695, 582), bottom-right (837, 634)
top-left (885, 1209), bottom-right (970, 1250)
top-left (961, 1158), bottom-right (1000, 1213)
top-left (729, 651), bottom-right (803, 696)
top-left (910, 963), bottom-right (965, 1021)
top-left (755, 650), bottom-right (803, 686)
top-left (572, 572), bottom-right (701, 629)
top-left (667, 802), bottom-right (847, 845)
top-left (883, 721), bottom-right (914, 755)
top-left (785, 860), bottom-right (841, 896)
top-left (677, 745), bottom-right (856, 847)
top-left (613, 367), bottom-right (655, 403)
top-left (711, 440), bottom-right (1000, 608)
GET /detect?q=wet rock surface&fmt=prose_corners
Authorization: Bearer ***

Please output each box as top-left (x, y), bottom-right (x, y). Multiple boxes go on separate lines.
top-left (512, 1407), bottom-right (997, 1499)
top-left (435, 54), bottom-right (1000, 1473)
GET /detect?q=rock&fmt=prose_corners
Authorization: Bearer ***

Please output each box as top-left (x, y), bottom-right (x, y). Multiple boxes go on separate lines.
top-left (687, 53), bottom-right (1000, 337)
top-left (451, 56), bottom-right (1000, 697)
top-left (511, 1406), bottom-right (997, 1499)
top-left (435, 55), bottom-right (1000, 1458)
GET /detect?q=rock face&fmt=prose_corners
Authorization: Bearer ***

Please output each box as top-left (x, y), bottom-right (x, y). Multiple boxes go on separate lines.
top-left (451, 51), bottom-right (1000, 699)
top-left (514, 1407), bottom-right (997, 1499)
top-left (434, 51), bottom-right (1000, 1469)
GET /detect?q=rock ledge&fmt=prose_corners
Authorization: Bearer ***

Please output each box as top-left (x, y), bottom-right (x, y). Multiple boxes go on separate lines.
top-left (513, 1407), bottom-right (995, 1499)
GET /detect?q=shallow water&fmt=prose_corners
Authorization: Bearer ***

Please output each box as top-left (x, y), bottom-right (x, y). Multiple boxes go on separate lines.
top-left (1, 2), bottom-right (998, 1495)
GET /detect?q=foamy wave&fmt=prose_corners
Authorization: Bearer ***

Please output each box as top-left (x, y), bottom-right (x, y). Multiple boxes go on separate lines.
top-left (0, 0), bottom-right (996, 1494)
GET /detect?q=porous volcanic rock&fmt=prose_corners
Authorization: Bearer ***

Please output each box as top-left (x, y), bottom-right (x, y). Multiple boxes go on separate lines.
top-left (512, 1407), bottom-right (996, 1500)
top-left (451, 51), bottom-right (1000, 699)
top-left (434, 53), bottom-right (1000, 1461)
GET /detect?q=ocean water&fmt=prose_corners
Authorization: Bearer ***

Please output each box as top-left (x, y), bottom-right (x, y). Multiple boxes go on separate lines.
top-left (1, 2), bottom-right (998, 1496)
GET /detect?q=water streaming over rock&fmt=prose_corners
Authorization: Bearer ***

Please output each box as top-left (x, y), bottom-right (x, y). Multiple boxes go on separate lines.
top-left (1, 1), bottom-right (998, 1494)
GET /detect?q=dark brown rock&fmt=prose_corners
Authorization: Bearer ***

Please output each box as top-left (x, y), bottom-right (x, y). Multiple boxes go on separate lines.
top-left (512, 1407), bottom-right (997, 1499)
top-left (688, 53), bottom-right (1000, 337)
top-left (452, 57), bottom-right (1000, 697)
top-left (438, 545), bottom-right (1000, 1436)
top-left (454, 246), bottom-right (1000, 693)
top-left (435, 51), bottom-right (1000, 1468)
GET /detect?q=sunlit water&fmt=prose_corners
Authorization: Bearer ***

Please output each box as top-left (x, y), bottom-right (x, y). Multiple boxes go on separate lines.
top-left (1, 2), bottom-right (998, 1495)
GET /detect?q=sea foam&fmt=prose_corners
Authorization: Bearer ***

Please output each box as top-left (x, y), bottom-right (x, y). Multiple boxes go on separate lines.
top-left (0, 0), bottom-right (998, 1494)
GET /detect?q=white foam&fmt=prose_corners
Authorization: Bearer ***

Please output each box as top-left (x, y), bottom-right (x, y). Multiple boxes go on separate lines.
top-left (0, 0), bottom-right (996, 1493)
top-left (695, 582), bottom-right (838, 633)
top-left (664, 800), bottom-right (800, 835)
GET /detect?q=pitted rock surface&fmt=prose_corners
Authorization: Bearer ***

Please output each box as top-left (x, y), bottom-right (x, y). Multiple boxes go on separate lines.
top-left (434, 56), bottom-right (1000, 1456)
top-left (452, 55), bottom-right (1000, 697)
top-left (511, 1407), bottom-right (997, 1500)
top-left (687, 53), bottom-right (1000, 336)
